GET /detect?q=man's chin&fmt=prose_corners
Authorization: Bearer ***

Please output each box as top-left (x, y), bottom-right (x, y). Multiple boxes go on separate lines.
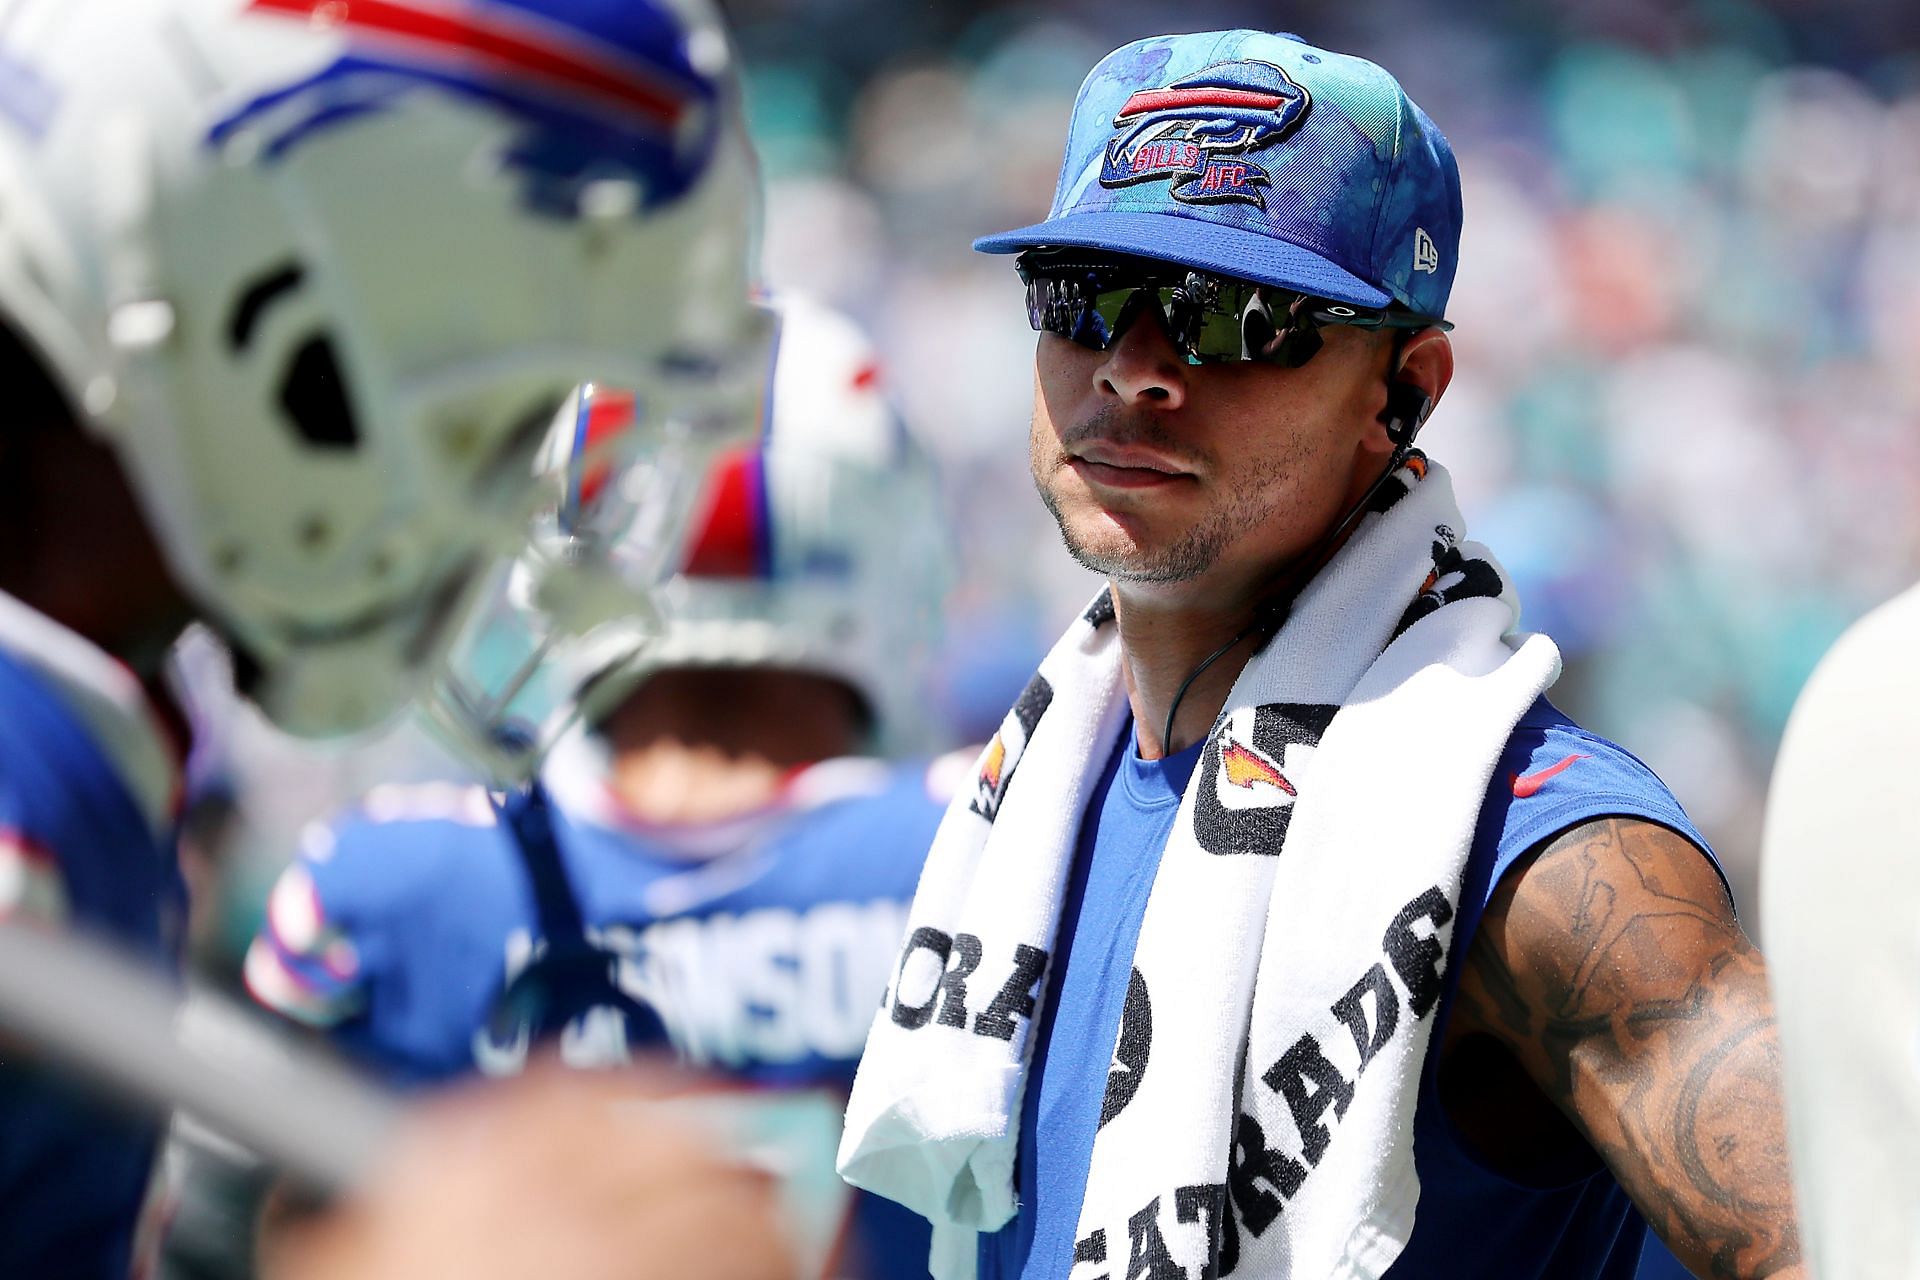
top-left (1057, 523), bottom-right (1212, 585)
top-left (1039, 481), bottom-right (1218, 583)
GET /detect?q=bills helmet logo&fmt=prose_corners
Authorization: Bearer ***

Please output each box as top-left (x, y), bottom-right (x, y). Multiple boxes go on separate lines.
top-left (1192, 703), bottom-right (1336, 856)
top-left (1098, 59), bottom-right (1312, 208)
top-left (969, 673), bottom-right (1054, 823)
top-left (212, 0), bottom-right (716, 218)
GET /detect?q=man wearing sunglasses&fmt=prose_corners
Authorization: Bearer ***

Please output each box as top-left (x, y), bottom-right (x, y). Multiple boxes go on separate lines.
top-left (842, 31), bottom-right (1800, 1280)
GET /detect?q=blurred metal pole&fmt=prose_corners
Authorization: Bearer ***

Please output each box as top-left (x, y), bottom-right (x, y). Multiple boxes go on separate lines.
top-left (0, 922), bottom-right (399, 1196)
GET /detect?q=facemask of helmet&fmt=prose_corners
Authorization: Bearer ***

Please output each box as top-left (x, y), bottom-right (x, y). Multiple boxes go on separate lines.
top-left (0, 0), bottom-right (766, 740)
top-left (420, 354), bottom-right (772, 784)
top-left (422, 293), bottom-right (951, 782)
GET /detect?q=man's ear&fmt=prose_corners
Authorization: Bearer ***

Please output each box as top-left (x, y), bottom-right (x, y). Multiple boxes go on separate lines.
top-left (1393, 327), bottom-right (1453, 409)
top-left (1375, 327), bottom-right (1453, 448)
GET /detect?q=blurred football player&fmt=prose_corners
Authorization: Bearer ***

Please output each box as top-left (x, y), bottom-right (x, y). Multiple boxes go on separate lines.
top-left (0, 0), bottom-right (780, 1275)
top-left (247, 295), bottom-right (955, 1279)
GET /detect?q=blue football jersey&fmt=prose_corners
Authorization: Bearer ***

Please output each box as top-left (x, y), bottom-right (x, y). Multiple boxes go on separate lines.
top-left (249, 754), bottom-right (956, 1278)
top-left (0, 601), bottom-right (186, 1280)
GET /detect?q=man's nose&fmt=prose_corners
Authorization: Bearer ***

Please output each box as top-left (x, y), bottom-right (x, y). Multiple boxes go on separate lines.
top-left (1095, 298), bottom-right (1189, 410)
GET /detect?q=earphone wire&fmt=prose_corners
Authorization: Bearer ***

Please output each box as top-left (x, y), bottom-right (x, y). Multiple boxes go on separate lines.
top-left (1156, 440), bottom-right (1414, 756)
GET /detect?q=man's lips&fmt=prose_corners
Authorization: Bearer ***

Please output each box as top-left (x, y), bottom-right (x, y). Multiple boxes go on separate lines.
top-left (1066, 442), bottom-right (1194, 488)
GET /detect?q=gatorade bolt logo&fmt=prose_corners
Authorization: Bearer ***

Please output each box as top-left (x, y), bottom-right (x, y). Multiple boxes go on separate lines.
top-left (969, 673), bottom-right (1054, 823)
top-left (1082, 586), bottom-right (1117, 630)
top-left (1192, 703), bottom-right (1337, 856)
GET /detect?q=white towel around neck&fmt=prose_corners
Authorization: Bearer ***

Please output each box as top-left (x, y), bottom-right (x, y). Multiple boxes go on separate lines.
top-left (840, 455), bottom-right (1560, 1279)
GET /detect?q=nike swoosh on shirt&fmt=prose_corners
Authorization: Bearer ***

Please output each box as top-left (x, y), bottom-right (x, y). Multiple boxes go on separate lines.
top-left (1511, 753), bottom-right (1588, 799)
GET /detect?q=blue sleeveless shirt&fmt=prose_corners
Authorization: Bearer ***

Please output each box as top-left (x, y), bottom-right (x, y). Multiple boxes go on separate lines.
top-left (981, 697), bottom-right (1714, 1280)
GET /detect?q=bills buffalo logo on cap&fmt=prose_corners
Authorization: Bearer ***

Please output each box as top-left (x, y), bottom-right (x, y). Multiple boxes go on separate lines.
top-left (1193, 702), bottom-right (1337, 856)
top-left (1098, 59), bottom-right (1312, 209)
top-left (969, 673), bottom-right (1054, 823)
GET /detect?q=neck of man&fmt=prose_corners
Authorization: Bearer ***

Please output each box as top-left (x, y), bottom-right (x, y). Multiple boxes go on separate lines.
top-left (1112, 436), bottom-right (1410, 759)
top-left (1113, 479), bottom-right (1390, 759)
top-left (0, 449), bottom-right (196, 765)
top-left (596, 667), bottom-right (866, 826)
top-left (1111, 569), bottom-right (1275, 762)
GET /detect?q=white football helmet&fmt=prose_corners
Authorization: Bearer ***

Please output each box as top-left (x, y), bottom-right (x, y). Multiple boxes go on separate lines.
top-left (599, 293), bottom-right (953, 755)
top-left (0, 0), bottom-right (769, 737)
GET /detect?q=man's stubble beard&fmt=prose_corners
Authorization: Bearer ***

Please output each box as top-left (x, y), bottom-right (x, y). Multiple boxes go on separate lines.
top-left (1030, 412), bottom-right (1298, 585)
top-left (1036, 476), bottom-right (1233, 583)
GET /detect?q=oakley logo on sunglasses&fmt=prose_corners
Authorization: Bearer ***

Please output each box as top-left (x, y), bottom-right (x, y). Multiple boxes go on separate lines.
top-left (1098, 59), bottom-right (1312, 209)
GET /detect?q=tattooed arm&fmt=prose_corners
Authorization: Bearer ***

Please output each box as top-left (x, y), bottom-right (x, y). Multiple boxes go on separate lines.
top-left (1450, 817), bottom-right (1803, 1280)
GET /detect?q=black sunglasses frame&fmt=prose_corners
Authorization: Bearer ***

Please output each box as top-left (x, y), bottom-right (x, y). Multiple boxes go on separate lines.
top-left (1015, 250), bottom-right (1451, 370)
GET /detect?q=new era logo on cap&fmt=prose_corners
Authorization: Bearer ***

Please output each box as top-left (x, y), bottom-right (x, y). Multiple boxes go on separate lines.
top-left (975, 30), bottom-right (1464, 321)
top-left (1414, 227), bottom-right (1440, 275)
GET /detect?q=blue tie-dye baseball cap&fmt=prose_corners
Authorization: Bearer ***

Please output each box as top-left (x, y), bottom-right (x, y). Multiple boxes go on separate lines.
top-left (974, 31), bottom-right (1461, 318)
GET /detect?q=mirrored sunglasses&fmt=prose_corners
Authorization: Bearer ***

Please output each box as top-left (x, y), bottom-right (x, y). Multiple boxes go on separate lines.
top-left (1015, 250), bottom-right (1450, 369)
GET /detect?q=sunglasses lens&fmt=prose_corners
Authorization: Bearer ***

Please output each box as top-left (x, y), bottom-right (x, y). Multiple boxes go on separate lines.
top-left (1236, 304), bottom-right (1279, 362)
top-left (1021, 260), bottom-right (1349, 368)
top-left (1159, 278), bottom-right (1256, 363)
top-left (1027, 275), bottom-right (1124, 350)
top-left (1026, 277), bottom-right (1088, 347)
top-left (1193, 301), bottom-right (1253, 361)
top-left (1103, 287), bottom-right (1159, 349)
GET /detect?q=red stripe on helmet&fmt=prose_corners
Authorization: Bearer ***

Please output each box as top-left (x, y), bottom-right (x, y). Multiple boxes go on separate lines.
top-left (681, 448), bottom-right (766, 579)
top-left (248, 0), bottom-right (687, 127)
top-left (576, 387), bottom-right (636, 511)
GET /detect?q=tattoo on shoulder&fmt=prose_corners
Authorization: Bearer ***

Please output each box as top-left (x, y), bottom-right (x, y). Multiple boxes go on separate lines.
top-left (1455, 818), bottom-right (1802, 1279)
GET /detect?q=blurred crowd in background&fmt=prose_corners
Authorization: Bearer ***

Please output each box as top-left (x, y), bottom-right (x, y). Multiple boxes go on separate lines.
top-left (186, 0), bottom-right (1920, 967)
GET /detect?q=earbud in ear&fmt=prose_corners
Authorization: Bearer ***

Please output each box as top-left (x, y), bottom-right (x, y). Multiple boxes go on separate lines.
top-left (1380, 381), bottom-right (1433, 449)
